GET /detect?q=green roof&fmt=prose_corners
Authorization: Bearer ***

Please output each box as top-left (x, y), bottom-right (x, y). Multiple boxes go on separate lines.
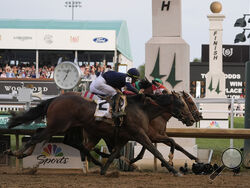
top-left (0, 19), bottom-right (132, 61)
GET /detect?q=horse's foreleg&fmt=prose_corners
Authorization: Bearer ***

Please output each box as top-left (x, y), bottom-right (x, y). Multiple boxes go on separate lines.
top-left (129, 146), bottom-right (146, 164)
top-left (172, 141), bottom-right (199, 162)
top-left (157, 133), bottom-right (199, 162)
top-left (135, 132), bottom-right (180, 176)
top-left (153, 135), bottom-right (176, 166)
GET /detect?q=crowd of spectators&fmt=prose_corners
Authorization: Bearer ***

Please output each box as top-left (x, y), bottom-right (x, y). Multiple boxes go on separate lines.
top-left (81, 64), bottom-right (112, 81)
top-left (0, 65), bottom-right (54, 78)
top-left (0, 63), bottom-right (112, 80)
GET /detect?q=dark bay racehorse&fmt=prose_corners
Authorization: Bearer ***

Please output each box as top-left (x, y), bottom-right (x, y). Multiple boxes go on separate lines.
top-left (5, 92), bottom-right (195, 176)
top-left (65, 79), bottom-right (202, 166)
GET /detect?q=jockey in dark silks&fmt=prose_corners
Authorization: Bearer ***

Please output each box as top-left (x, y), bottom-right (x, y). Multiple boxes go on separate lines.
top-left (90, 68), bottom-right (140, 117)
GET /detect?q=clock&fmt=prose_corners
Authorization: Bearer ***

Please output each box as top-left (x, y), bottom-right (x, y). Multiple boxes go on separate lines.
top-left (54, 61), bottom-right (82, 90)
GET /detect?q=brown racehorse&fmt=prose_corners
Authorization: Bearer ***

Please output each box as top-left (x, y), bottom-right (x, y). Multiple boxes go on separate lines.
top-left (5, 92), bottom-right (195, 176)
top-left (66, 79), bottom-right (202, 166)
top-left (128, 79), bottom-right (203, 165)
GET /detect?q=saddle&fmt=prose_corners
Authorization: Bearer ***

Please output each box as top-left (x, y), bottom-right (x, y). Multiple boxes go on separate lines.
top-left (81, 91), bottom-right (127, 125)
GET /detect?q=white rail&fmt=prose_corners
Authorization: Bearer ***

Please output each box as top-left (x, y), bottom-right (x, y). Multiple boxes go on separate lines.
top-left (194, 97), bottom-right (245, 148)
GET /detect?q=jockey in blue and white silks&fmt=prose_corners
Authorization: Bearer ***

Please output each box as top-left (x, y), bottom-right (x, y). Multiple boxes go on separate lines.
top-left (90, 68), bottom-right (140, 118)
top-left (90, 68), bottom-right (140, 97)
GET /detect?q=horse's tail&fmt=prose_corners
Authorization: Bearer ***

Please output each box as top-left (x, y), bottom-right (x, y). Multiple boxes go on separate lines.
top-left (8, 97), bottom-right (56, 129)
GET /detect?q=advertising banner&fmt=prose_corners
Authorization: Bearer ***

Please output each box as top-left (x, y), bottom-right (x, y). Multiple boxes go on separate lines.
top-left (22, 141), bottom-right (82, 169)
top-left (200, 120), bottom-right (229, 129)
top-left (0, 29), bottom-right (116, 51)
top-left (0, 79), bottom-right (59, 102)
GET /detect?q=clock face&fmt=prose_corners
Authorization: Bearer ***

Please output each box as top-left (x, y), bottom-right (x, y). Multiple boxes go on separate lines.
top-left (54, 62), bottom-right (82, 90)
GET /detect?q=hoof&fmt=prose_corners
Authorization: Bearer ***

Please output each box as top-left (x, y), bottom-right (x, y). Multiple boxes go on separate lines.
top-left (174, 172), bottom-right (183, 177)
top-left (100, 169), bottom-right (106, 175)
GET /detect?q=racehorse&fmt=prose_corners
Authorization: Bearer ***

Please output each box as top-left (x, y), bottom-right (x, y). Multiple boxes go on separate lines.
top-left (127, 78), bottom-right (203, 165)
top-left (68, 79), bottom-right (202, 166)
top-left (5, 92), bottom-right (195, 176)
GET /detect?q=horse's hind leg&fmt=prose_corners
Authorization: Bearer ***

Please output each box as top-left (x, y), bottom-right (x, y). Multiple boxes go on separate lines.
top-left (5, 128), bottom-right (53, 159)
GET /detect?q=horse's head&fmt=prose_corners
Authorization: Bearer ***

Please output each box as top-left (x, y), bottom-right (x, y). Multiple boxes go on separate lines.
top-left (170, 91), bottom-right (195, 126)
top-left (138, 77), bottom-right (153, 94)
top-left (181, 91), bottom-right (203, 122)
top-left (150, 92), bottom-right (195, 126)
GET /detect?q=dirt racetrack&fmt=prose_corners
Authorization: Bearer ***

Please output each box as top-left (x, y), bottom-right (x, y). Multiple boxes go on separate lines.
top-left (0, 166), bottom-right (249, 188)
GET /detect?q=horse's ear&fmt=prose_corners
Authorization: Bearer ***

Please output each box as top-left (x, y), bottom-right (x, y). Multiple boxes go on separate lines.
top-left (183, 91), bottom-right (189, 97)
top-left (145, 77), bottom-right (149, 82)
top-left (172, 90), bottom-right (180, 99)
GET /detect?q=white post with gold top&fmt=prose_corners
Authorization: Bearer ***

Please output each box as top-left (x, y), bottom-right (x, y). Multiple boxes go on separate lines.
top-left (201, 2), bottom-right (229, 128)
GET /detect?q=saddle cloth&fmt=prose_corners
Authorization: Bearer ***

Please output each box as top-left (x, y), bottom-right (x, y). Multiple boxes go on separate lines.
top-left (81, 91), bottom-right (111, 119)
top-left (81, 91), bottom-right (126, 120)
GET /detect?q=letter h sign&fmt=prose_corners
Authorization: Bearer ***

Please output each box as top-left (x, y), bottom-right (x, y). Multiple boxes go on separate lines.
top-left (161, 0), bottom-right (171, 11)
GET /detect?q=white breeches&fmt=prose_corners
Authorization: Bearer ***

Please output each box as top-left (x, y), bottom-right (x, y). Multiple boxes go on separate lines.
top-left (90, 75), bottom-right (117, 96)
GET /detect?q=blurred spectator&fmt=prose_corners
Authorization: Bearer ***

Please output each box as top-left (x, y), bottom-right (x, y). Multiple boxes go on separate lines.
top-left (0, 62), bottom-right (113, 79)
top-left (1, 70), bottom-right (6, 78)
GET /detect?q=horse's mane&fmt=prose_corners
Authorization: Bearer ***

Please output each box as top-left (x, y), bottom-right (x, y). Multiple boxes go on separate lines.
top-left (139, 78), bottom-right (152, 89)
top-left (127, 93), bottom-right (174, 107)
top-left (127, 94), bottom-right (146, 103)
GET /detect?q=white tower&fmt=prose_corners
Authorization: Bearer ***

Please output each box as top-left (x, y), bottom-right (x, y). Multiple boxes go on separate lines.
top-left (206, 2), bottom-right (226, 98)
top-left (135, 0), bottom-right (196, 168)
top-left (200, 1), bottom-right (228, 128)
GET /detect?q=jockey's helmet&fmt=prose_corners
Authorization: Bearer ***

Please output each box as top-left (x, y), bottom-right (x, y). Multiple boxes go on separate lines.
top-left (127, 68), bottom-right (140, 80)
top-left (153, 78), bottom-right (163, 84)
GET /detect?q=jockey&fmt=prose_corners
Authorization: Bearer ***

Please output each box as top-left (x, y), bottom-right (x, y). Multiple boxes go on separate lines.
top-left (90, 68), bottom-right (140, 117)
top-left (124, 80), bottom-right (140, 95)
top-left (152, 78), bottom-right (170, 94)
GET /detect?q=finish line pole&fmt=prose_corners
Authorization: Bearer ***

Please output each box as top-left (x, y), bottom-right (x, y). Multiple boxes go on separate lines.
top-left (244, 61), bottom-right (250, 167)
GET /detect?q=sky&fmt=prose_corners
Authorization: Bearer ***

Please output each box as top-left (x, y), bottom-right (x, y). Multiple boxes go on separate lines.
top-left (0, 0), bottom-right (249, 68)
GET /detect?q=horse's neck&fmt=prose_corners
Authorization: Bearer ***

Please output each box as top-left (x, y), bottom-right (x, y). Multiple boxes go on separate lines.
top-left (161, 112), bottom-right (172, 121)
top-left (143, 103), bottom-right (170, 121)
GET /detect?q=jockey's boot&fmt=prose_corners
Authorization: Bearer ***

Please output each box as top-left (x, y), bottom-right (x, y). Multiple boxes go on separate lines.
top-left (112, 93), bottom-right (126, 119)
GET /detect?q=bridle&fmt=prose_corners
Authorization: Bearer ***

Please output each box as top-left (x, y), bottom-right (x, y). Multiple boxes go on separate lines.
top-left (181, 91), bottom-right (202, 121)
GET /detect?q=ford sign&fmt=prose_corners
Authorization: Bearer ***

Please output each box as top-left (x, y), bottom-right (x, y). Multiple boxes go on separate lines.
top-left (93, 37), bottom-right (108, 43)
